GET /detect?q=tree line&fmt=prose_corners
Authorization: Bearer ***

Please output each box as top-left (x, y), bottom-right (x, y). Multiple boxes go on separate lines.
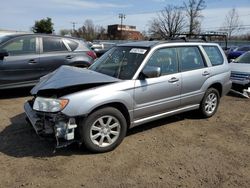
top-left (32, 0), bottom-right (245, 41)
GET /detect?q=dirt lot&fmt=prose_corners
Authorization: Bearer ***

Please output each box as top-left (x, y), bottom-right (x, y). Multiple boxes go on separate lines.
top-left (0, 88), bottom-right (249, 188)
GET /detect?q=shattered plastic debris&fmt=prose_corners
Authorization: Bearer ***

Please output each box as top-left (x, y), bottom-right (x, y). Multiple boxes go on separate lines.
top-left (230, 87), bottom-right (250, 98)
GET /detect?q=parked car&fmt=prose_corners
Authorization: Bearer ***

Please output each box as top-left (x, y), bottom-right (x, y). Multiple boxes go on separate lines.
top-left (227, 45), bottom-right (250, 61)
top-left (230, 51), bottom-right (250, 92)
top-left (223, 46), bottom-right (238, 56)
top-left (24, 41), bottom-right (232, 153)
top-left (90, 41), bottom-right (116, 57)
top-left (0, 34), bottom-right (96, 89)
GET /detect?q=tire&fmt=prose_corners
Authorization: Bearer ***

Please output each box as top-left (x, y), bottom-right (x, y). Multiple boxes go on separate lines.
top-left (199, 88), bottom-right (220, 118)
top-left (80, 107), bottom-right (127, 153)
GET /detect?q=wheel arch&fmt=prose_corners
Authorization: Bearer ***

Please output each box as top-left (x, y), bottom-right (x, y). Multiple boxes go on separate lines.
top-left (87, 102), bottom-right (131, 128)
top-left (70, 61), bottom-right (91, 68)
top-left (208, 82), bottom-right (222, 97)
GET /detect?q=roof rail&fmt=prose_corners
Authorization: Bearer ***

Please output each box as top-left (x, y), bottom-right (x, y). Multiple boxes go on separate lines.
top-left (168, 36), bottom-right (207, 42)
top-left (149, 32), bottom-right (228, 47)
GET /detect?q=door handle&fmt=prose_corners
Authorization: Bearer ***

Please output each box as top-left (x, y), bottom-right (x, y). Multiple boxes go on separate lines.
top-left (202, 71), bottom-right (210, 76)
top-left (168, 77), bottom-right (179, 83)
top-left (28, 59), bottom-right (37, 64)
top-left (66, 55), bottom-right (73, 59)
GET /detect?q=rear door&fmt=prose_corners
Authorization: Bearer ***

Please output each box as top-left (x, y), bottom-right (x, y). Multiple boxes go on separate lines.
top-left (178, 46), bottom-right (209, 107)
top-left (0, 35), bottom-right (41, 87)
top-left (133, 47), bottom-right (181, 121)
top-left (38, 36), bottom-right (72, 75)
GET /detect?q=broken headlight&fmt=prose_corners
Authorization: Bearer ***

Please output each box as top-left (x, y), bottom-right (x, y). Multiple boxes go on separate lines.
top-left (33, 97), bottom-right (69, 112)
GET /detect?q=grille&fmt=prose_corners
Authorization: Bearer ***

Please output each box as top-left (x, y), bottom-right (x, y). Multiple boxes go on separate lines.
top-left (231, 72), bottom-right (250, 81)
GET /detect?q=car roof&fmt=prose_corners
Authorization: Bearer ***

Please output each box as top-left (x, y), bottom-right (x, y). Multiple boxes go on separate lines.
top-left (1, 33), bottom-right (82, 41)
top-left (117, 40), bottom-right (217, 48)
top-left (118, 41), bottom-right (161, 48)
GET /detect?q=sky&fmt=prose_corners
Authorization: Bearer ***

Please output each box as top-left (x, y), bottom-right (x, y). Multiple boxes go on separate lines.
top-left (0, 0), bottom-right (250, 34)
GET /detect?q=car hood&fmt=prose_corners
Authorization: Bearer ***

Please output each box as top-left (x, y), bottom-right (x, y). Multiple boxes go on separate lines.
top-left (31, 65), bottom-right (120, 95)
top-left (230, 63), bottom-right (250, 73)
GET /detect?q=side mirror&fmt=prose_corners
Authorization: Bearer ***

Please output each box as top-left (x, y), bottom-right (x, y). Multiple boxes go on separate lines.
top-left (140, 66), bottom-right (161, 79)
top-left (0, 50), bottom-right (9, 60)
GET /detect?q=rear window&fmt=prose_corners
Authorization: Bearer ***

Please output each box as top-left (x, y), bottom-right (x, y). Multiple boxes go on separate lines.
top-left (237, 46), bottom-right (250, 51)
top-left (203, 46), bottom-right (224, 66)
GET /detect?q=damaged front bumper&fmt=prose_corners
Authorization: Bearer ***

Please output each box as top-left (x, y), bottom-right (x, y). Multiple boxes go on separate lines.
top-left (24, 100), bottom-right (79, 148)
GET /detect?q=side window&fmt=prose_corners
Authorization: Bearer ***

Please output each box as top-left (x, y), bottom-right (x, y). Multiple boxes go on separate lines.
top-left (146, 48), bottom-right (178, 76)
top-left (42, 37), bottom-right (68, 52)
top-left (64, 39), bottom-right (79, 51)
top-left (178, 46), bottom-right (205, 72)
top-left (2, 36), bottom-right (36, 56)
top-left (203, 46), bottom-right (224, 66)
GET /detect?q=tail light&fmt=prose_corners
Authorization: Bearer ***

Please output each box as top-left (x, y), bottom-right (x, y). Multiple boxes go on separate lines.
top-left (87, 51), bottom-right (97, 60)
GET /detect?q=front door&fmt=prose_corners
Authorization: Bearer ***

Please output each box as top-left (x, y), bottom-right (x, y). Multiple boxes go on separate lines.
top-left (0, 36), bottom-right (41, 87)
top-left (177, 46), bottom-right (209, 107)
top-left (133, 47), bottom-right (181, 122)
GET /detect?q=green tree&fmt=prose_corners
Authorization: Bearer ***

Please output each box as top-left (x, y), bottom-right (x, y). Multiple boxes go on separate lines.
top-left (32, 17), bottom-right (54, 34)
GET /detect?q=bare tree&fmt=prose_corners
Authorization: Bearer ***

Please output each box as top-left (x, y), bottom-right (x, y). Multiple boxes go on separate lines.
top-left (95, 26), bottom-right (107, 40)
top-left (184, 0), bottom-right (206, 35)
top-left (148, 18), bottom-right (164, 38)
top-left (222, 8), bottom-right (242, 39)
top-left (148, 5), bottom-right (185, 38)
top-left (71, 19), bottom-right (107, 41)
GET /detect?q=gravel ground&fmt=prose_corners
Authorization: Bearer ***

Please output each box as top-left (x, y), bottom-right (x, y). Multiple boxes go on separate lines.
top-left (0, 88), bottom-right (249, 188)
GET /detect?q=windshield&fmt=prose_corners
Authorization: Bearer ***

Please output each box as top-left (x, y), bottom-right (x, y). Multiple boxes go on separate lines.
top-left (235, 52), bottom-right (250, 64)
top-left (237, 46), bottom-right (250, 51)
top-left (89, 46), bottom-right (149, 80)
top-left (0, 35), bottom-right (11, 44)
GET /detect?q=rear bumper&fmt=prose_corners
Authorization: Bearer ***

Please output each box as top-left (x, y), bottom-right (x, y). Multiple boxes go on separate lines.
top-left (222, 80), bottom-right (232, 96)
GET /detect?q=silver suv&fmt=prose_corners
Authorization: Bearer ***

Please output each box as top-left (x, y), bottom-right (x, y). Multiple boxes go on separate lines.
top-left (24, 41), bottom-right (232, 153)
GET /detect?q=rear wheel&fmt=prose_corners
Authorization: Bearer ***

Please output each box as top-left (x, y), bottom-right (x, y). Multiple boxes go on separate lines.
top-left (199, 88), bottom-right (220, 118)
top-left (80, 107), bottom-right (127, 153)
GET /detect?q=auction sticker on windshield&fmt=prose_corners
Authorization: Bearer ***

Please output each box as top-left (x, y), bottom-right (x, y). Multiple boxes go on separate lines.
top-left (130, 48), bottom-right (147, 54)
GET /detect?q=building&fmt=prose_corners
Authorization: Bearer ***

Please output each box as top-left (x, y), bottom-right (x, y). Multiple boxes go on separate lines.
top-left (0, 29), bottom-right (30, 37)
top-left (107, 24), bottom-right (143, 40)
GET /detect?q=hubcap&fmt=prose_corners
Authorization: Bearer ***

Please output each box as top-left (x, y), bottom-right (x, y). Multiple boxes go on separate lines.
top-left (90, 115), bottom-right (121, 147)
top-left (205, 93), bottom-right (217, 115)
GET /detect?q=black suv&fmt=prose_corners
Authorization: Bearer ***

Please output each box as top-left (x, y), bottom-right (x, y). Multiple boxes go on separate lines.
top-left (0, 34), bottom-right (96, 89)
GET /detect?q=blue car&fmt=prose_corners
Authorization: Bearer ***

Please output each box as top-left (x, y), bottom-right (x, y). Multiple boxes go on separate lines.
top-left (227, 46), bottom-right (250, 61)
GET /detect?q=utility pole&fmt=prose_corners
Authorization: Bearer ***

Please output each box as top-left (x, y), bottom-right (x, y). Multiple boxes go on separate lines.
top-left (118, 13), bottom-right (126, 39)
top-left (70, 22), bottom-right (77, 31)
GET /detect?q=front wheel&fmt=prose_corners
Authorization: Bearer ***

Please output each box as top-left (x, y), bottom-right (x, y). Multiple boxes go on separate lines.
top-left (199, 88), bottom-right (220, 118)
top-left (80, 107), bottom-right (127, 153)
